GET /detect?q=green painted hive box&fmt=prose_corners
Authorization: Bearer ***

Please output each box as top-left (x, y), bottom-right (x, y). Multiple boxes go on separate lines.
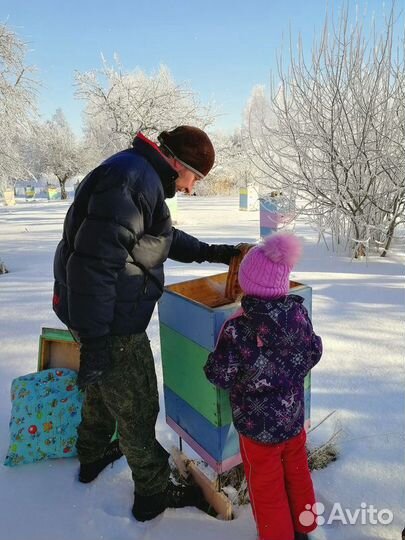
top-left (158, 273), bottom-right (312, 473)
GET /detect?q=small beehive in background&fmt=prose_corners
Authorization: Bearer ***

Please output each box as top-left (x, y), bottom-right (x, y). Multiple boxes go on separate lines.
top-left (159, 273), bottom-right (313, 473)
top-left (239, 185), bottom-right (259, 211)
top-left (2, 189), bottom-right (16, 206)
top-left (259, 197), bottom-right (280, 237)
top-left (47, 185), bottom-right (61, 201)
top-left (24, 186), bottom-right (35, 201)
top-left (259, 191), bottom-right (296, 238)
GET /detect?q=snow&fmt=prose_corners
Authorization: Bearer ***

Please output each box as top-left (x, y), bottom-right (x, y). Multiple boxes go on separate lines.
top-left (0, 196), bottom-right (404, 540)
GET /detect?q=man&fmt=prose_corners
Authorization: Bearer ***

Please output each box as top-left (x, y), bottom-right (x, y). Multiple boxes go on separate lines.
top-left (52, 126), bottom-right (238, 521)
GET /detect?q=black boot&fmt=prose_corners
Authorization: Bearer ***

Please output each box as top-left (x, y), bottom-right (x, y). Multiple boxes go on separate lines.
top-left (165, 481), bottom-right (205, 509)
top-left (78, 439), bottom-right (123, 483)
top-left (132, 481), bottom-right (205, 522)
top-left (294, 533), bottom-right (309, 540)
top-left (132, 491), bottom-right (167, 522)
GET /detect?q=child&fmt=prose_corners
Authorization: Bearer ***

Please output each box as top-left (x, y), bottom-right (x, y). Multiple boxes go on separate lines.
top-left (204, 233), bottom-right (323, 540)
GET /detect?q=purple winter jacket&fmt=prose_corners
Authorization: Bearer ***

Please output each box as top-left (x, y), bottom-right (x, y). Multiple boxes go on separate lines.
top-left (204, 294), bottom-right (323, 444)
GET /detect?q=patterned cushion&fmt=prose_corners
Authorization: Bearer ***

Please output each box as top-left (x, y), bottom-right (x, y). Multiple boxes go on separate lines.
top-left (4, 368), bottom-right (83, 466)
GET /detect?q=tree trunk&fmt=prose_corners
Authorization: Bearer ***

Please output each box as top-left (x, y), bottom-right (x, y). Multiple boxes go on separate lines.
top-left (57, 175), bottom-right (68, 200)
top-left (380, 220), bottom-right (397, 257)
top-left (351, 222), bottom-right (364, 259)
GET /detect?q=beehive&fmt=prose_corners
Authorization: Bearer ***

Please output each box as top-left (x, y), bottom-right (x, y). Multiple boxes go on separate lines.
top-left (259, 198), bottom-right (280, 237)
top-left (159, 274), bottom-right (312, 473)
top-left (259, 193), bottom-right (295, 238)
top-left (239, 185), bottom-right (259, 211)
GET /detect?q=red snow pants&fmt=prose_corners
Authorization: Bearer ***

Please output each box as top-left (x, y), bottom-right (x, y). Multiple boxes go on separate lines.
top-left (239, 429), bottom-right (317, 540)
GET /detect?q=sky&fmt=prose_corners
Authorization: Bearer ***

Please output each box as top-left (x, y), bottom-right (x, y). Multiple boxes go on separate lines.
top-left (0, 0), bottom-right (398, 135)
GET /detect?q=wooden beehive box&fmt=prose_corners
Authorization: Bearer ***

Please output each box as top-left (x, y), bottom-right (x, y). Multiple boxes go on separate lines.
top-left (259, 194), bottom-right (295, 239)
top-left (239, 185), bottom-right (258, 211)
top-left (37, 327), bottom-right (80, 372)
top-left (158, 273), bottom-right (312, 473)
top-left (259, 198), bottom-right (279, 237)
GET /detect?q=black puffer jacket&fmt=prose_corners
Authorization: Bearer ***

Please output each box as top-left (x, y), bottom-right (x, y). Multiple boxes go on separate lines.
top-left (53, 134), bottom-right (211, 339)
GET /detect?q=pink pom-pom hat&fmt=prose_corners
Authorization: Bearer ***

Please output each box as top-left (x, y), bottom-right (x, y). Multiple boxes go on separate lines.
top-left (238, 233), bottom-right (303, 299)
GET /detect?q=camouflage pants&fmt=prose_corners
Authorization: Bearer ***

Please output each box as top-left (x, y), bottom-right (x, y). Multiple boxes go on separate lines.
top-left (76, 333), bottom-right (170, 495)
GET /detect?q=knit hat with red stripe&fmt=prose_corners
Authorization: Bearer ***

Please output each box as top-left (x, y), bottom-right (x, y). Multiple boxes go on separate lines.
top-left (157, 126), bottom-right (215, 178)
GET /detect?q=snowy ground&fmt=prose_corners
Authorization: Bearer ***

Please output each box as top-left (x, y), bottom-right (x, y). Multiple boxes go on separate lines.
top-left (0, 195), bottom-right (404, 540)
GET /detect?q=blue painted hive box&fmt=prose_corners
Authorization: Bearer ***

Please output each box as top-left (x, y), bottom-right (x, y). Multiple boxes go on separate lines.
top-left (158, 273), bottom-right (313, 473)
top-left (239, 185), bottom-right (258, 211)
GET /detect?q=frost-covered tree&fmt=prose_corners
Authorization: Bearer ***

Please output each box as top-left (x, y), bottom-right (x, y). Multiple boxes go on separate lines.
top-left (75, 58), bottom-right (216, 166)
top-left (17, 124), bottom-right (47, 183)
top-left (196, 129), bottom-right (261, 196)
top-left (0, 24), bottom-right (37, 274)
top-left (195, 131), bottom-right (235, 195)
top-left (39, 109), bottom-right (85, 199)
top-left (244, 5), bottom-right (405, 257)
top-left (0, 23), bottom-right (37, 192)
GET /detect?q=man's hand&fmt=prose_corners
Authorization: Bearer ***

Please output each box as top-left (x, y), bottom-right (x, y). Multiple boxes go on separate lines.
top-left (206, 244), bottom-right (241, 265)
top-left (77, 335), bottom-right (111, 391)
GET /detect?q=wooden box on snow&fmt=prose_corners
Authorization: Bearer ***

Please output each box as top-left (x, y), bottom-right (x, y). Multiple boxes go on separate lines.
top-left (158, 273), bottom-right (312, 473)
top-left (37, 327), bottom-right (80, 372)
